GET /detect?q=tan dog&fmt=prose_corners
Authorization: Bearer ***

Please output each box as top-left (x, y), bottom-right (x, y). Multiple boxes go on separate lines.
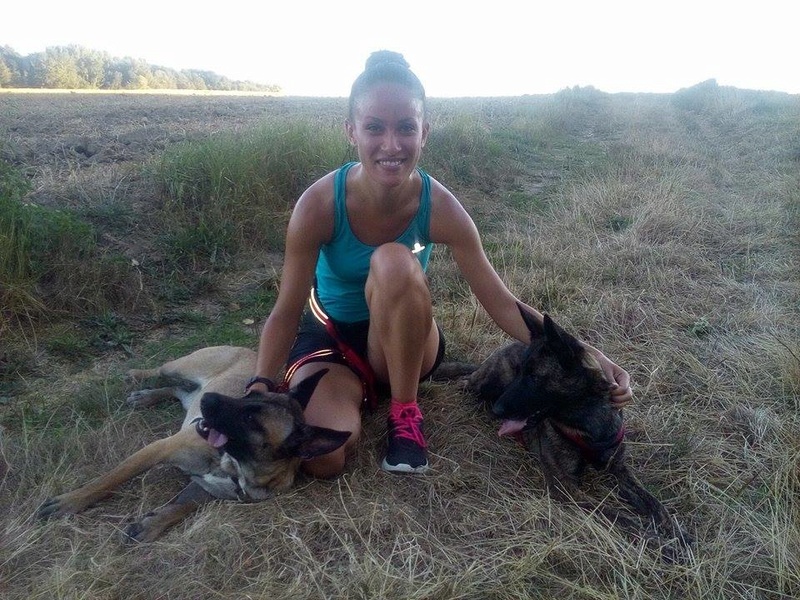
top-left (37, 346), bottom-right (350, 542)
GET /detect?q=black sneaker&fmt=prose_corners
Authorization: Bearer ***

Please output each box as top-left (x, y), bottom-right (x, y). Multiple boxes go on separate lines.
top-left (381, 401), bottom-right (430, 474)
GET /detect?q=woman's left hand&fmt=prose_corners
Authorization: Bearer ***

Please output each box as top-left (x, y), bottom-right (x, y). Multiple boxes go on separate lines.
top-left (592, 350), bottom-right (633, 409)
top-left (607, 363), bottom-right (632, 409)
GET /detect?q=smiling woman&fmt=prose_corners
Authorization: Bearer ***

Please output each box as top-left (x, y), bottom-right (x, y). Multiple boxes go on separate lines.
top-left (246, 49), bottom-right (631, 481)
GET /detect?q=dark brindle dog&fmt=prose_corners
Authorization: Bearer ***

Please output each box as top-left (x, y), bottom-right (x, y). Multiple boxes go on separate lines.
top-left (37, 346), bottom-right (350, 542)
top-left (439, 306), bottom-right (690, 553)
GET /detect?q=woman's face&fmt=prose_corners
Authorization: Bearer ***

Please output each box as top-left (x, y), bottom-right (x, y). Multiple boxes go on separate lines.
top-left (346, 82), bottom-right (429, 188)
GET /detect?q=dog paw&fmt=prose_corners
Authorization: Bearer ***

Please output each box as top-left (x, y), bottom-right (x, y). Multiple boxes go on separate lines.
top-left (37, 495), bottom-right (81, 519)
top-left (122, 520), bottom-right (147, 543)
top-left (659, 536), bottom-right (694, 564)
top-left (126, 389), bottom-right (157, 407)
top-left (122, 512), bottom-right (161, 543)
top-left (37, 497), bottom-right (61, 519)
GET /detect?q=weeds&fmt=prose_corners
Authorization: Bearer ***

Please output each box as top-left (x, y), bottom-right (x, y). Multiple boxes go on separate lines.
top-left (0, 157), bottom-right (140, 332)
top-left (424, 113), bottom-right (512, 188)
top-left (154, 117), bottom-right (351, 269)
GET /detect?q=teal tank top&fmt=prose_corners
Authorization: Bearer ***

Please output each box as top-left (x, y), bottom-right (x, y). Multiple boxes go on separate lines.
top-left (315, 162), bottom-right (434, 323)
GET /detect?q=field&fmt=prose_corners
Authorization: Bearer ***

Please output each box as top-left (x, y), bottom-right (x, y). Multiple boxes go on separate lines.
top-left (1, 86), bottom-right (799, 599)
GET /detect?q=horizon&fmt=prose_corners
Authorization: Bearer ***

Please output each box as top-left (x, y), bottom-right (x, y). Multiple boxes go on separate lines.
top-left (4, 0), bottom-right (798, 97)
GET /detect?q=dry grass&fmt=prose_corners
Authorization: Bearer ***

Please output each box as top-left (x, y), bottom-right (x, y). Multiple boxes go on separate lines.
top-left (1, 87), bottom-right (799, 599)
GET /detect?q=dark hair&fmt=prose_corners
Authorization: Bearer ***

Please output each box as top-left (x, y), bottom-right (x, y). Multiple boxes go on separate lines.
top-left (348, 50), bottom-right (427, 118)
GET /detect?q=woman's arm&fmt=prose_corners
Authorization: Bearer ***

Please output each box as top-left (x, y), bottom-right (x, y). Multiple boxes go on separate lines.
top-left (250, 176), bottom-right (335, 391)
top-left (429, 184), bottom-right (537, 342)
top-left (430, 182), bottom-right (632, 406)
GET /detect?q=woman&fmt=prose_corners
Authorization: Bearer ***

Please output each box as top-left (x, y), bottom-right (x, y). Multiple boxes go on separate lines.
top-left (246, 51), bottom-right (632, 478)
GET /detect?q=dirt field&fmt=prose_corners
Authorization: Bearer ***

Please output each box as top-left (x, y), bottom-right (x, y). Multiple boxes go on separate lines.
top-left (2, 89), bottom-right (799, 600)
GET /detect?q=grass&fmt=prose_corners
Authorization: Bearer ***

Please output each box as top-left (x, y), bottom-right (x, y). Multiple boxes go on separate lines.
top-left (0, 157), bottom-right (141, 335)
top-left (154, 116), bottom-right (353, 268)
top-left (1, 87), bottom-right (799, 599)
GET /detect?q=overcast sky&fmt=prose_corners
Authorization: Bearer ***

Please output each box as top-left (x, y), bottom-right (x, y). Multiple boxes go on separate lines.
top-left (3, 0), bottom-right (797, 96)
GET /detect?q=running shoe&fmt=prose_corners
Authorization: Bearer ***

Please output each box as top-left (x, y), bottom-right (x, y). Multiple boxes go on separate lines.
top-left (381, 401), bottom-right (430, 474)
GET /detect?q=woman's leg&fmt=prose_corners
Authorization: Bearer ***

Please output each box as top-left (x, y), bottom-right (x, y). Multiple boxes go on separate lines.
top-left (365, 243), bottom-right (441, 396)
top-left (292, 361), bottom-right (364, 479)
top-left (364, 243), bottom-right (441, 473)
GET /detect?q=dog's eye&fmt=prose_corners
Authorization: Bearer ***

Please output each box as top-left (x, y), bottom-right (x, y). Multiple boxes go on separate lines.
top-left (242, 406), bottom-right (263, 430)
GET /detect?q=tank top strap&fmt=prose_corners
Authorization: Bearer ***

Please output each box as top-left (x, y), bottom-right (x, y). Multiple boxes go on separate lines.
top-left (416, 168), bottom-right (432, 241)
top-left (332, 162), bottom-right (357, 238)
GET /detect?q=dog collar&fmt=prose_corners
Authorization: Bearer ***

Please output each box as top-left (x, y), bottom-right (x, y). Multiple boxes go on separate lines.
top-left (230, 476), bottom-right (248, 501)
top-left (555, 421), bottom-right (626, 464)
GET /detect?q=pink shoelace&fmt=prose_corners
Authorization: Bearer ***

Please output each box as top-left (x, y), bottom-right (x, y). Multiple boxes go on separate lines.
top-left (388, 401), bottom-right (427, 448)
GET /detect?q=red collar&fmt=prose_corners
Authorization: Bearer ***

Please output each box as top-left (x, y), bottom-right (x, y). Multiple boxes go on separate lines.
top-left (554, 421), bottom-right (625, 463)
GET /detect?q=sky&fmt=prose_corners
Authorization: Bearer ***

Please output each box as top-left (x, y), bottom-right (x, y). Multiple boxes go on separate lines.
top-left (3, 0), bottom-right (798, 97)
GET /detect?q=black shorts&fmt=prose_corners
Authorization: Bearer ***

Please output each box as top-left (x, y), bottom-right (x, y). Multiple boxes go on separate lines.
top-left (286, 310), bottom-right (446, 385)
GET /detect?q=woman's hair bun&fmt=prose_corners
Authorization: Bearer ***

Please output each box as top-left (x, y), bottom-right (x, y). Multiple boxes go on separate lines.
top-left (365, 50), bottom-right (410, 71)
top-left (348, 49), bottom-right (425, 118)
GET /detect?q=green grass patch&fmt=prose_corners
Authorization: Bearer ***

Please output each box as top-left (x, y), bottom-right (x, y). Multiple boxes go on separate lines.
top-left (140, 289), bottom-right (271, 363)
top-left (154, 117), bottom-right (351, 270)
top-left (0, 342), bottom-right (38, 397)
top-left (424, 113), bottom-right (519, 191)
top-left (138, 322), bottom-right (258, 364)
top-left (0, 158), bottom-right (141, 331)
top-left (45, 325), bottom-right (93, 361)
top-left (501, 189), bottom-right (550, 212)
top-left (1, 376), bottom-right (126, 433)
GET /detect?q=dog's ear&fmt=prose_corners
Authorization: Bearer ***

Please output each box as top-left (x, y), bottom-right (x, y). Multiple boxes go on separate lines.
top-left (286, 425), bottom-right (351, 460)
top-left (517, 303), bottom-right (544, 341)
top-left (288, 368), bottom-right (329, 409)
top-left (543, 314), bottom-right (585, 369)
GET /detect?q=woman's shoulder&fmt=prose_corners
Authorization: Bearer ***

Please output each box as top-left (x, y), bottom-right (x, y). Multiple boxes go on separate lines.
top-left (308, 168), bottom-right (339, 194)
top-left (425, 174), bottom-right (463, 212)
top-left (426, 175), bottom-right (477, 243)
top-left (296, 170), bottom-right (337, 209)
top-left (289, 170), bottom-right (340, 240)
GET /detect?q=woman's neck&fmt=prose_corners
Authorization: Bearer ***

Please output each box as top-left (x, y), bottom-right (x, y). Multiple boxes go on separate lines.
top-left (351, 163), bottom-right (418, 209)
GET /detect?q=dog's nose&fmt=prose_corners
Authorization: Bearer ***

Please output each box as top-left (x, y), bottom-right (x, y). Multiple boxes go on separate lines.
top-left (200, 392), bottom-right (223, 417)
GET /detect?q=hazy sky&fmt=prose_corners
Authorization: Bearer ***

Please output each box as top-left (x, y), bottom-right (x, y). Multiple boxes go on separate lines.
top-left (3, 0), bottom-right (797, 96)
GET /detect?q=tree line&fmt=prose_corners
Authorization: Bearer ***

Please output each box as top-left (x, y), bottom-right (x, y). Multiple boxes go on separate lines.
top-left (0, 45), bottom-right (281, 92)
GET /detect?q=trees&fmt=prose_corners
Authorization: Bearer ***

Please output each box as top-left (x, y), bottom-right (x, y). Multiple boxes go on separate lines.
top-left (40, 47), bottom-right (85, 89)
top-left (0, 59), bottom-right (13, 87)
top-left (0, 45), bottom-right (281, 92)
top-left (0, 46), bottom-right (21, 87)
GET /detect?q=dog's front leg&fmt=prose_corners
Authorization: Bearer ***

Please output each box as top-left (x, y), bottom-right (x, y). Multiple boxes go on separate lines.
top-left (125, 367), bottom-right (195, 408)
top-left (535, 424), bottom-right (584, 502)
top-left (38, 429), bottom-right (196, 519)
top-left (126, 386), bottom-right (182, 408)
top-left (612, 461), bottom-right (693, 551)
top-left (123, 480), bottom-right (214, 543)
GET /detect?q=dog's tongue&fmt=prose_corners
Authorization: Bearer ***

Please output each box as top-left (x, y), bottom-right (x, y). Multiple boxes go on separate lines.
top-left (497, 419), bottom-right (528, 437)
top-left (206, 428), bottom-right (228, 448)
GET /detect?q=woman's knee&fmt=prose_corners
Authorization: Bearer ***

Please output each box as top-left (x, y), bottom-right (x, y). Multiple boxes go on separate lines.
top-left (293, 363), bottom-right (362, 478)
top-left (302, 447), bottom-right (348, 479)
top-left (368, 243), bottom-right (427, 294)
